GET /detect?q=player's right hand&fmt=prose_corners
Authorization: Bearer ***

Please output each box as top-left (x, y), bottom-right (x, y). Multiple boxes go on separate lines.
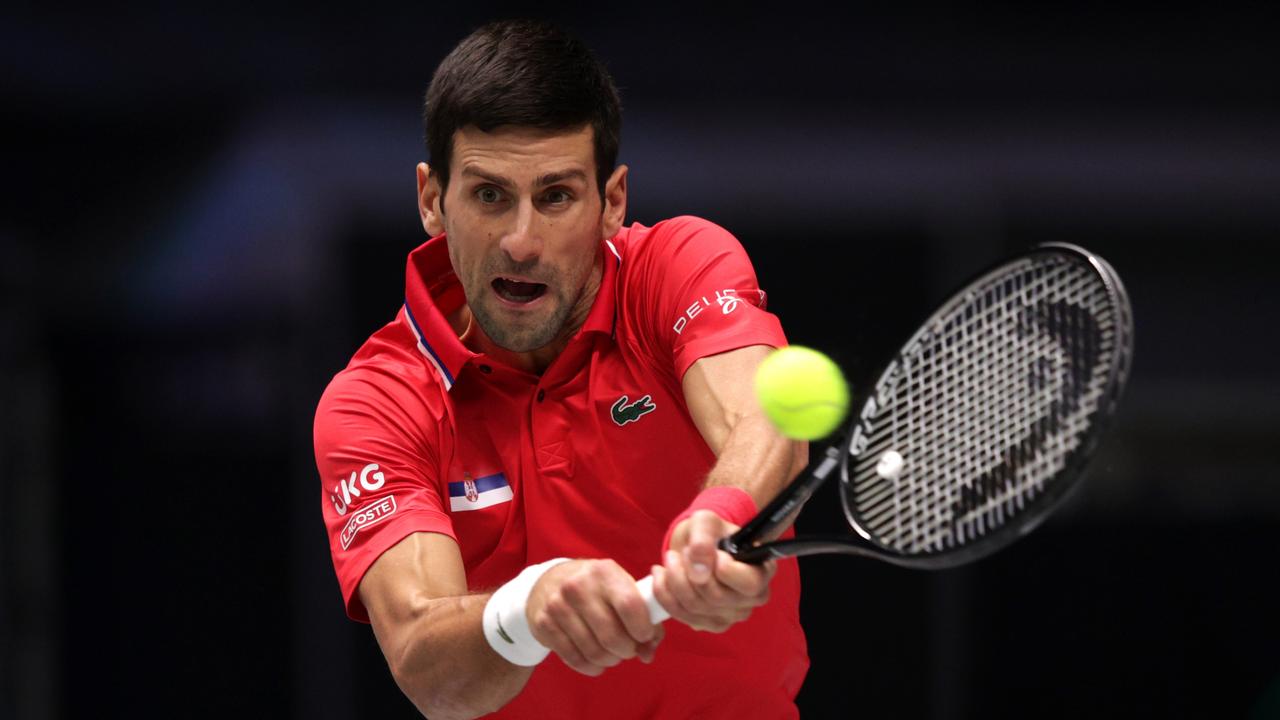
top-left (525, 559), bottom-right (664, 676)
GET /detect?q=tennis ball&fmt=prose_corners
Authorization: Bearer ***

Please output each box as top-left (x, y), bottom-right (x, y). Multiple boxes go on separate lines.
top-left (755, 346), bottom-right (849, 440)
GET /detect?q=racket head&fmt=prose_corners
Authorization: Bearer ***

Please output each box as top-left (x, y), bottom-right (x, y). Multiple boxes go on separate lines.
top-left (838, 243), bottom-right (1133, 569)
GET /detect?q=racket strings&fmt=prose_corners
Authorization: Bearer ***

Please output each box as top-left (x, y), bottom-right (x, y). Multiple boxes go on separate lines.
top-left (849, 255), bottom-right (1119, 554)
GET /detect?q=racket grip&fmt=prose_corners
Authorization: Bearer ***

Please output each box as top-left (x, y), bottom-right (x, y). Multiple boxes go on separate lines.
top-left (634, 575), bottom-right (671, 624)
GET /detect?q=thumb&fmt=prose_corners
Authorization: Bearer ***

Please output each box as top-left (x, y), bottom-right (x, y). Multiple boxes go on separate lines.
top-left (682, 510), bottom-right (726, 584)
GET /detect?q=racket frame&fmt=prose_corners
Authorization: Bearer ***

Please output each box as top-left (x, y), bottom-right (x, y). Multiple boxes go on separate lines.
top-left (720, 242), bottom-right (1133, 569)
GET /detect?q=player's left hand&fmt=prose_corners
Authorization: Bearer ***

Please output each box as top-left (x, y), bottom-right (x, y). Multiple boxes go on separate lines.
top-left (651, 509), bottom-right (776, 632)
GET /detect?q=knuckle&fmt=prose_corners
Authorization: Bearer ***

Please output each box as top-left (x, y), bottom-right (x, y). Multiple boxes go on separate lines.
top-left (617, 593), bottom-right (647, 620)
top-left (559, 576), bottom-right (588, 603)
top-left (531, 613), bottom-right (556, 638)
top-left (586, 648), bottom-right (618, 667)
top-left (696, 617), bottom-right (727, 633)
top-left (597, 628), bottom-right (633, 656)
top-left (687, 512), bottom-right (715, 534)
top-left (545, 593), bottom-right (573, 621)
top-left (682, 592), bottom-right (710, 614)
top-left (589, 558), bottom-right (620, 581)
top-left (696, 582), bottom-right (724, 605)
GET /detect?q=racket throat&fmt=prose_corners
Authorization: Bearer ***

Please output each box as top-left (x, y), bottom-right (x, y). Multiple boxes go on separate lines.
top-left (722, 443), bottom-right (844, 561)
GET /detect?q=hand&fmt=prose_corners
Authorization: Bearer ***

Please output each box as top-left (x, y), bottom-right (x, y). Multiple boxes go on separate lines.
top-left (651, 510), bottom-right (776, 632)
top-left (526, 559), bottom-right (664, 676)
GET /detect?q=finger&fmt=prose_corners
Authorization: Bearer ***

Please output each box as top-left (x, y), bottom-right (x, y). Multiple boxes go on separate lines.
top-left (661, 552), bottom-right (731, 630)
top-left (532, 615), bottom-right (602, 676)
top-left (600, 572), bottom-right (657, 645)
top-left (636, 621), bottom-right (665, 664)
top-left (711, 550), bottom-right (774, 604)
top-left (655, 560), bottom-right (743, 633)
top-left (681, 511), bottom-right (724, 585)
top-left (662, 550), bottom-right (709, 616)
top-left (651, 563), bottom-right (694, 624)
top-left (679, 543), bottom-right (734, 609)
top-left (561, 568), bottom-right (643, 662)
top-left (546, 593), bottom-right (621, 670)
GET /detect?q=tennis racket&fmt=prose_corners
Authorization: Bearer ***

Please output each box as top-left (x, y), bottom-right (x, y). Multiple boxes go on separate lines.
top-left (636, 242), bottom-right (1133, 623)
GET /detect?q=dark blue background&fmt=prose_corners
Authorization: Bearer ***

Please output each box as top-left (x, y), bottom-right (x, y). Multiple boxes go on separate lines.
top-left (3, 4), bottom-right (1278, 718)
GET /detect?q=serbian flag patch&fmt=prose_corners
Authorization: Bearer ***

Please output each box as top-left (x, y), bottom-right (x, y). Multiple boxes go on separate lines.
top-left (448, 473), bottom-right (513, 511)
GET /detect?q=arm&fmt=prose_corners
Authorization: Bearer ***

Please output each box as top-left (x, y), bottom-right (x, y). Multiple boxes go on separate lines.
top-left (650, 344), bottom-right (808, 631)
top-left (361, 533), bottom-right (663, 720)
top-left (681, 343), bottom-right (808, 506)
top-left (360, 532), bottom-right (529, 720)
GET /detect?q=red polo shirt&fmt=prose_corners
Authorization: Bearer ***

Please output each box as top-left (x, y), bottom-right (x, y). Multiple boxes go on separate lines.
top-left (314, 215), bottom-right (808, 718)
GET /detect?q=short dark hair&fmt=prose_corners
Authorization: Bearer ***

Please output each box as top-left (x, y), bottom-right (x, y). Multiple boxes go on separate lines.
top-left (424, 20), bottom-right (622, 198)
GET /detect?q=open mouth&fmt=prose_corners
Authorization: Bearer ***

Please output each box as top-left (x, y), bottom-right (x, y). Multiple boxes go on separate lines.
top-left (492, 277), bottom-right (548, 304)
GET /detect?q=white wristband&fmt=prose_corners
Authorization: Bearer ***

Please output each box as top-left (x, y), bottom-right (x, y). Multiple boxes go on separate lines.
top-left (482, 558), bottom-right (571, 666)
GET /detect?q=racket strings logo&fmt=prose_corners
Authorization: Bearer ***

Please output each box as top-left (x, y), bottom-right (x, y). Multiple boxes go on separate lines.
top-left (610, 394), bottom-right (657, 426)
top-left (340, 495), bottom-right (397, 550)
top-left (952, 299), bottom-right (1103, 518)
top-left (329, 463), bottom-right (387, 516)
top-left (672, 288), bottom-right (750, 335)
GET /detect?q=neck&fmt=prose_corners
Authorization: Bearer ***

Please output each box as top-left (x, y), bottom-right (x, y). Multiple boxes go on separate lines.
top-left (461, 252), bottom-right (604, 375)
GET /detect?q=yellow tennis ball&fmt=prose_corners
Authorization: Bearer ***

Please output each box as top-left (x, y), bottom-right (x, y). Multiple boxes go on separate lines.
top-left (755, 346), bottom-right (850, 440)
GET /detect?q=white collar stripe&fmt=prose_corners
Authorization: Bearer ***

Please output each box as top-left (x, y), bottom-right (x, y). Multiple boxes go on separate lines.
top-left (403, 301), bottom-right (455, 391)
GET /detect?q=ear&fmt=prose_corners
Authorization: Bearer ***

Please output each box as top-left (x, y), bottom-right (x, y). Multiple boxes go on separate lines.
top-left (417, 162), bottom-right (446, 236)
top-left (600, 164), bottom-right (628, 240)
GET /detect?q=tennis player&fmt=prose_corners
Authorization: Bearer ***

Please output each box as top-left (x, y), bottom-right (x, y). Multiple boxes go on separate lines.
top-left (314, 20), bottom-right (809, 719)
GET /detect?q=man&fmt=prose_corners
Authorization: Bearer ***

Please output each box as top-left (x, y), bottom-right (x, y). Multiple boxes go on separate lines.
top-left (314, 19), bottom-right (809, 719)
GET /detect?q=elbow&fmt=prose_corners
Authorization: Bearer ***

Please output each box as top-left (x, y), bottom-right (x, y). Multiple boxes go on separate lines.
top-left (387, 639), bottom-right (448, 719)
top-left (381, 611), bottom-right (464, 719)
top-left (388, 652), bottom-right (497, 720)
top-left (386, 635), bottom-right (513, 720)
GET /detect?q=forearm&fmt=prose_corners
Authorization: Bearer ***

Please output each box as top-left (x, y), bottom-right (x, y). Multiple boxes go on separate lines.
top-left (681, 346), bottom-right (808, 510)
top-left (375, 592), bottom-right (533, 720)
top-left (702, 410), bottom-right (806, 509)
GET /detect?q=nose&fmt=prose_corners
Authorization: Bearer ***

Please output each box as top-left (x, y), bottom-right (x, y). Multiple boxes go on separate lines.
top-left (498, 198), bottom-right (542, 265)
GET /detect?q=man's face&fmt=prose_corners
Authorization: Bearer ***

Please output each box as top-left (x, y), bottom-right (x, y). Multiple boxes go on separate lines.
top-left (424, 125), bottom-right (618, 353)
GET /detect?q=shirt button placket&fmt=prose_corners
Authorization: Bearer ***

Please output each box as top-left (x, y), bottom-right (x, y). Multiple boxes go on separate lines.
top-left (532, 386), bottom-right (573, 477)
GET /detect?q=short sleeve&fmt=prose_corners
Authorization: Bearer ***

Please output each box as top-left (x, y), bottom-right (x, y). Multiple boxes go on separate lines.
top-left (624, 216), bottom-right (786, 379)
top-left (314, 367), bottom-right (455, 622)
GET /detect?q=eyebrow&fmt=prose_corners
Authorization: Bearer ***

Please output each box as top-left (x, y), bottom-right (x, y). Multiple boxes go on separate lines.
top-left (460, 167), bottom-right (589, 187)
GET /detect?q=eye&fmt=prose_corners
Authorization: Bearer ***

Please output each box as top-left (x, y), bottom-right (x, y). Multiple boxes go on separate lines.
top-left (476, 186), bottom-right (504, 204)
top-left (543, 188), bottom-right (572, 205)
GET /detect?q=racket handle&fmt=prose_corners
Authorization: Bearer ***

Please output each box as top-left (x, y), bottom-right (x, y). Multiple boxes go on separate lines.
top-left (634, 575), bottom-right (671, 624)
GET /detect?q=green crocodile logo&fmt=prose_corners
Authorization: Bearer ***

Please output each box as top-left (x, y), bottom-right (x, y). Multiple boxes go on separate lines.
top-left (611, 394), bottom-right (657, 426)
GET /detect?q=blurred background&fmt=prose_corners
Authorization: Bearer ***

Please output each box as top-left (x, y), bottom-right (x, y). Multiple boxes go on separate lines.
top-left (3, 3), bottom-right (1279, 718)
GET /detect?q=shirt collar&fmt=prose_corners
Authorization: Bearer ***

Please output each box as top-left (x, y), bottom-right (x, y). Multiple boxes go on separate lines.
top-left (579, 237), bottom-right (622, 337)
